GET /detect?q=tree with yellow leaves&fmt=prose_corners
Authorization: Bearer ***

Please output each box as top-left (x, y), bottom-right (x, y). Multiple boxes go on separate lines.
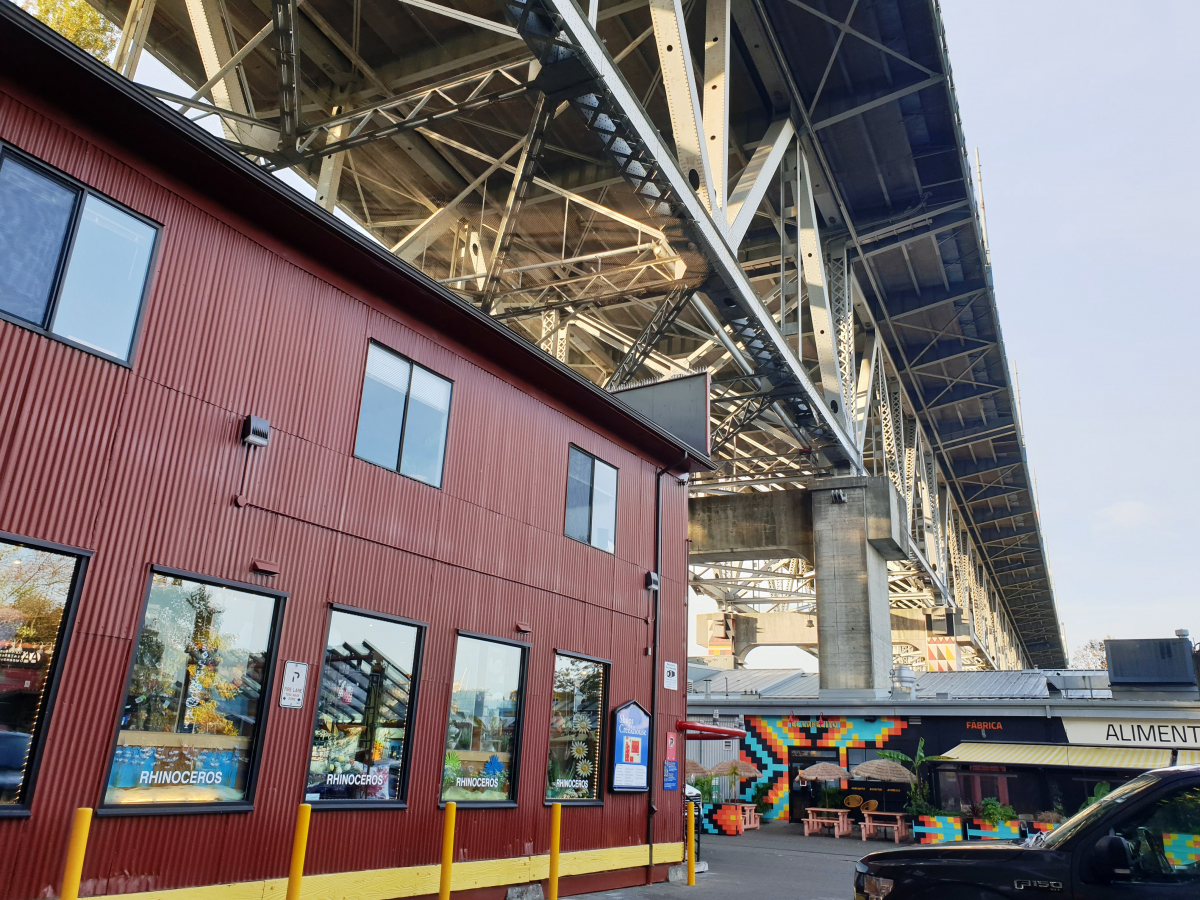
top-left (20, 0), bottom-right (119, 60)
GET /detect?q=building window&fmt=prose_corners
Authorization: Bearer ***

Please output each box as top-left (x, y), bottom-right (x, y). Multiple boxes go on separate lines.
top-left (305, 607), bottom-right (424, 806)
top-left (103, 570), bottom-right (284, 810)
top-left (354, 342), bottom-right (452, 488)
top-left (564, 446), bottom-right (617, 553)
top-left (546, 653), bottom-right (606, 803)
top-left (0, 533), bottom-right (88, 813)
top-left (441, 634), bottom-right (526, 805)
top-left (0, 146), bottom-right (157, 363)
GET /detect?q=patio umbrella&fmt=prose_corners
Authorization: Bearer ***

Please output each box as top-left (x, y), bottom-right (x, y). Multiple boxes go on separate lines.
top-left (851, 759), bottom-right (915, 784)
top-left (685, 759), bottom-right (711, 777)
top-left (801, 762), bottom-right (852, 782)
top-left (710, 758), bottom-right (761, 779)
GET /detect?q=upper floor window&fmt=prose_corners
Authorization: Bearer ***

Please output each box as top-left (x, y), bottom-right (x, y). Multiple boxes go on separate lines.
top-left (565, 446), bottom-right (617, 553)
top-left (354, 342), bottom-right (452, 488)
top-left (0, 146), bottom-right (158, 363)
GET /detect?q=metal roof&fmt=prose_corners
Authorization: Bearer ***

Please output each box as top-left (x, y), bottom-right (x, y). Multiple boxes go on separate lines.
top-left (917, 669), bottom-right (1048, 700)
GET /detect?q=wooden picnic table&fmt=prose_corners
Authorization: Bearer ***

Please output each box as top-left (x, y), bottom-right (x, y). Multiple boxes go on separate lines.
top-left (733, 803), bottom-right (761, 830)
top-left (861, 810), bottom-right (910, 843)
top-left (803, 807), bottom-right (853, 838)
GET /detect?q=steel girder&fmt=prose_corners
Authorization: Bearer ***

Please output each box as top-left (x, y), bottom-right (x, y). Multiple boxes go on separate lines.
top-left (85, 0), bottom-right (1061, 669)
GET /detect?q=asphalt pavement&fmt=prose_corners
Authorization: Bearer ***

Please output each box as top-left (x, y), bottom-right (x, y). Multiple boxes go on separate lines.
top-left (578, 822), bottom-right (871, 900)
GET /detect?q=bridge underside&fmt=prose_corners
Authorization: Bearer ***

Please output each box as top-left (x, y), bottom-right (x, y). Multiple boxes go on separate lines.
top-left (80, 0), bottom-right (1063, 668)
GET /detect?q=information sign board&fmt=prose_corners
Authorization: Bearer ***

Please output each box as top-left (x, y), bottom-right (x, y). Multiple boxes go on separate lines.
top-left (610, 701), bottom-right (650, 792)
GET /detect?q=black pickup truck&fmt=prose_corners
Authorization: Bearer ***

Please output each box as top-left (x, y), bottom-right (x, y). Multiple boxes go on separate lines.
top-left (854, 765), bottom-right (1200, 899)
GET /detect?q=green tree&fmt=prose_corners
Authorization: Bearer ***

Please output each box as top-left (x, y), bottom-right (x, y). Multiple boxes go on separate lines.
top-left (878, 738), bottom-right (951, 816)
top-left (20, 0), bottom-right (119, 60)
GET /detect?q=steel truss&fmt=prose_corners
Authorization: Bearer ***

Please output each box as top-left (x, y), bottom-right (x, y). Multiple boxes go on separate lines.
top-left (94, 0), bottom-right (1056, 671)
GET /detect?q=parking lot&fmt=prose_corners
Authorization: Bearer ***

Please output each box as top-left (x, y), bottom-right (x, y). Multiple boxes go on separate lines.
top-left (577, 824), bottom-right (866, 900)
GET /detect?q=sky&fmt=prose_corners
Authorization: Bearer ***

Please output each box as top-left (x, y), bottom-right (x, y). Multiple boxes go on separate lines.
top-left (937, 1), bottom-right (1200, 658)
top-left (704, 1), bottom-right (1200, 668)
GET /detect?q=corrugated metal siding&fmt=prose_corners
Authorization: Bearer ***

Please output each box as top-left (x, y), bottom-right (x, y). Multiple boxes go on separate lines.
top-left (0, 87), bottom-right (686, 898)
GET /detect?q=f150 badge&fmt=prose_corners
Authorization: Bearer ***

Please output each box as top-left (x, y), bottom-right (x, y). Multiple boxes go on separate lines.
top-left (1013, 881), bottom-right (1063, 891)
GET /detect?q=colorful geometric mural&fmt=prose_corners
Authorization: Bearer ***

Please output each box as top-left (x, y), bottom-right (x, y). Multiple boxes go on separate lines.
top-left (699, 803), bottom-right (743, 836)
top-left (1025, 821), bottom-right (1060, 835)
top-left (927, 636), bottom-right (960, 672)
top-left (739, 716), bottom-right (908, 820)
top-left (966, 819), bottom-right (1021, 841)
top-left (914, 815), bottom-right (964, 843)
top-left (1163, 833), bottom-right (1200, 870)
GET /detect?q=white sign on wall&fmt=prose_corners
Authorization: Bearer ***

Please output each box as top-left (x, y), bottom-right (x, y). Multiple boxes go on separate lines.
top-left (1063, 717), bottom-right (1200, 749)
top-left (664, 661), bottom-right (679, 691)
top-left (279, 661), bottom-right (309, 709)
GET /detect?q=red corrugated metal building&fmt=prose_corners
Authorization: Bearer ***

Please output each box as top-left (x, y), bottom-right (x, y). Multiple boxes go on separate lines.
top-left (0, 11), bottom-right (707, 899)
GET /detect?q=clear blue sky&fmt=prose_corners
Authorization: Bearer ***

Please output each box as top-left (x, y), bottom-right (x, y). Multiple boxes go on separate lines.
top-left (939, 0), bottom-right (1200, 656)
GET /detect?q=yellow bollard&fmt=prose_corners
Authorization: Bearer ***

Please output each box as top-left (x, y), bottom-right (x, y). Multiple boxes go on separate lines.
top-left (285, 803), bottom-right (312, 900)
top-left (686, 801), bottom-right (695, 886)
top-left (548, 802), bottom-right (562, 900)
top-left (439, 801), bottom-right (457, 900)
top-left (60, 807), bottom-right (93, 900)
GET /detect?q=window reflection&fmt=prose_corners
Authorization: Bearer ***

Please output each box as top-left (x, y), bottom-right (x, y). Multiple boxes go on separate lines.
top-left (546, 654), bottom-right (605, 801)
top-left (0, 538), bottom-right (81, 806)
top-left (51, 194), bottom-right (156, 360)
top-left (442, 636), bottom-right (525, 803)
top-left (0, 156), bottom-right (75, 325)
top-left (104, 574), bottom-right (279, 806)
top-left (306, 610), bottom-right (421, 804)
top-left (354, 342), bottom-right (452, 488)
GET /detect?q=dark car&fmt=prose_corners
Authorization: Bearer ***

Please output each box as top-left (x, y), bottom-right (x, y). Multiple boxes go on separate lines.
top-left (854, 765), bottom-right (1200, 899)
top-left (0, 730), bottom-right (31, 797)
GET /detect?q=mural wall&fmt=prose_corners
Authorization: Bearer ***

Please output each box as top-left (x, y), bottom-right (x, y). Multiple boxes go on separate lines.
top-left (739, 716), bottom-right (908, 820)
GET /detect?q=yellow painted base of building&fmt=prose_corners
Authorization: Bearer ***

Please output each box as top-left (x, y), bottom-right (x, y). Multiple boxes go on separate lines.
top-left (102, 843), bottom-right (686, 900)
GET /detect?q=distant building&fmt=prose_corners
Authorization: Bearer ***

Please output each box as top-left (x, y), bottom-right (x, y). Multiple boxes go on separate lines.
top-left (686, 637), bottom-right (1200, 821)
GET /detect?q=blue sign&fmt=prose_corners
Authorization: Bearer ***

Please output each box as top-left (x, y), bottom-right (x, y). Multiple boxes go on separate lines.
top-left (663, 760), bottom-right (678, 791)
top-left (610, 701), bottom-right (650, 792)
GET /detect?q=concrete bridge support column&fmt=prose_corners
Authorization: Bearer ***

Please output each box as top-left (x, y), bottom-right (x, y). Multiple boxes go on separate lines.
top-left (810, 476), bottom-right (908, 700)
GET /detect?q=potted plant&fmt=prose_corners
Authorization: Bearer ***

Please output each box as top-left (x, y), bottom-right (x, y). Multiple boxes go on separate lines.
top-left (878, 739), bottom-right (956, 842)
top-left (967, 797), bottom-right (1019, 840)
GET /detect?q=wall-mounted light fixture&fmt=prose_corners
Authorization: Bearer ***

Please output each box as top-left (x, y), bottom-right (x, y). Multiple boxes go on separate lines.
top-left (241, 415), bottom-right (270, 447)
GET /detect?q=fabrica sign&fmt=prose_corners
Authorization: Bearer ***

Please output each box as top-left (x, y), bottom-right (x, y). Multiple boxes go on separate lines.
top-left (1063, 717), bottom-right (1200, 749)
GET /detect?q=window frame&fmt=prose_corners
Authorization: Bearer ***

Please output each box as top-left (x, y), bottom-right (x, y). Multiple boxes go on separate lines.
top-left (544, 649), bottom-right (610, 807)
top-left (304, 603), bottom-right (427, 811)
top-left (352, 339), bottom-right (454, 490)
top-left (439, 629), bottom-right (530, 809)
top-left (0, 141), bottom-right (161, 368)
top-left (563, 445), bottom-right (619, 554)
top-left (0, 529), bottom-right (91, 818)
top-left (96, 565), bottom-right (287, 817)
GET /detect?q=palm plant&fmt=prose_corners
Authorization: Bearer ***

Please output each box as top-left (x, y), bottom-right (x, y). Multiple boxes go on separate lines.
top-left (878, 738), bottom-right (950, 816)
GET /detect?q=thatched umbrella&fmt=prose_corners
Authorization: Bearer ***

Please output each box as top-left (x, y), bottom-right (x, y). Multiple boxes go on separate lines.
top-left (685, 759), bottom-right (711, 777)
top-left (801, 762), bottom-right (852, 782)
top-left (851, 759), bottom-right (915, 784)
top-left (710, 758), bottom-right (761, 779)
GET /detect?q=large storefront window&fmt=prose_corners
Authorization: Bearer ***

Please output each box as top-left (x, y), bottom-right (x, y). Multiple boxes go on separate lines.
top-left (546, 653), bottom-right (606, 802)
top-left (0, 534), bottom-right (86, 810)
top-left (441, 634), bottom-right (526, 804)
top-left (306, 608), bottom-right (423, 805)
top-left (103, 571), bottom-right (283, 808)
